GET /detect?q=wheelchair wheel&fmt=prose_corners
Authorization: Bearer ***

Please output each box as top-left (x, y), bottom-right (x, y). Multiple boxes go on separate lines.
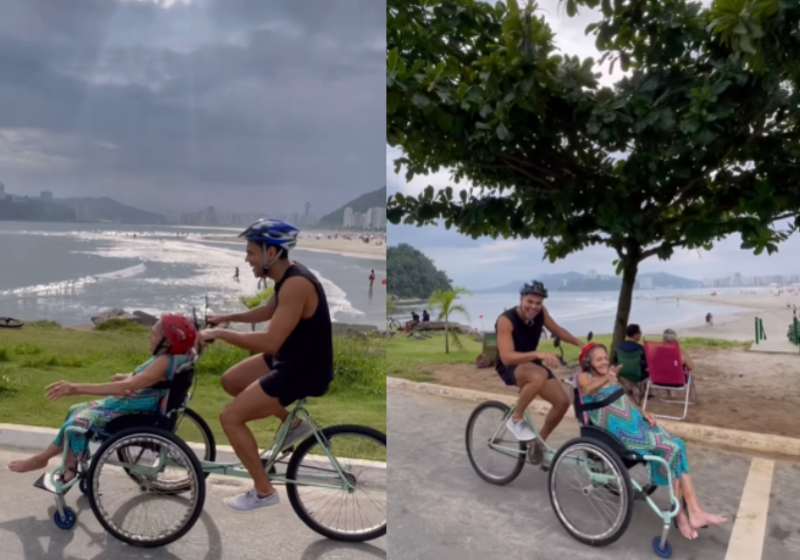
top-left (548, 437), bottom-right (633, 547)
top-left (286, 425), bottom-right (386, 542)
top-left (116, 408), bottom-right (215, 493)
top-left (465, 401), bottom-right (525, 485)
top-left (87, 426), bottom-right (205, 548)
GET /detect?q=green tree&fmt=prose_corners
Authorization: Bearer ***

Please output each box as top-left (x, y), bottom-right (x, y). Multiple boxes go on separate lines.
top-left (387, 0), bottom-right (800, 348)
top-left (429, 287), bottom-right (472, 353)
top-left (387, 243), bottom-right (454, 298)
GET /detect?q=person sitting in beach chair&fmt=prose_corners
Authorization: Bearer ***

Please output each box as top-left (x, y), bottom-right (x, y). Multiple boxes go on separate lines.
top-left (613, 323), bottom-right (649, 404)
top-left (7, 314), bottom-right (198, 483)
top-left (641, 329), bottom-right (698, 421)
top-left (577, 343), bottom-right (727, 540)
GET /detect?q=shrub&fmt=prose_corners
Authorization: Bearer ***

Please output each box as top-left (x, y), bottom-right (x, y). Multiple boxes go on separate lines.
top-left (28, 320), bottom-right (61, 328)
top-left (787, 321), bottom-right (800, 346)
top-left (13, 343), bottom-right (44, 355)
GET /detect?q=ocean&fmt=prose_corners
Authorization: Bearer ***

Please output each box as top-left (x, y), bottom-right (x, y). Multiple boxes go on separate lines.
top-left (0, 222), bottom-right (385, 328)
top-left (392, 288), bottom-right (755, 337)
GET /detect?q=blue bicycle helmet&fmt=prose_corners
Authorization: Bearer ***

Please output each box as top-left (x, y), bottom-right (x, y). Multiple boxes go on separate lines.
top-left (238, 219), bottom-right (299, 250)
top-left (520, 280), bottom-right (548, 298)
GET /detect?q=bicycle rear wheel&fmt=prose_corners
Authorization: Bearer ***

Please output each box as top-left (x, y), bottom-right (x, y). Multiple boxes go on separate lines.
top-left (465, 401), bottom-right (525, 485)
top-left (286, 425), bottom-right (386, 542)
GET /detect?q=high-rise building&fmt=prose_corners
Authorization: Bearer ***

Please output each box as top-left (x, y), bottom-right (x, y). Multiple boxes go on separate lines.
top-left (343, 207), bottom-right (354, 227)
top-left (41, 190), bottom-right (53, 201)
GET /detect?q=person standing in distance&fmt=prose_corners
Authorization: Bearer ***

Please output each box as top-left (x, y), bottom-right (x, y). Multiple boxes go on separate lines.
top-left (200, 219), bottom-right (334, 512)
top-left (495, 281), bottom-right (586, 462)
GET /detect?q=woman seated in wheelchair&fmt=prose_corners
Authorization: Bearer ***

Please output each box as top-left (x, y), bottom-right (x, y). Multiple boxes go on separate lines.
top-left (8, 313), bottom-right (197, 483)
top-left (577, 343), bottom-right (727, 540)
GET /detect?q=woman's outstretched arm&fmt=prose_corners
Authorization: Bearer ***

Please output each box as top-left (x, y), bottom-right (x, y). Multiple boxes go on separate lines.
top-left (46, 356), bottom-right (170, 401)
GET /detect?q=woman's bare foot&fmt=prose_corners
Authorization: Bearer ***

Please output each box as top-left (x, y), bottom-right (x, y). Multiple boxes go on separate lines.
top-left (8, 455), bottom-right (49, 473)
top-left (676, 511), bottom-right (698, 540)
top-left (688, 509), bottom-right (727, 529)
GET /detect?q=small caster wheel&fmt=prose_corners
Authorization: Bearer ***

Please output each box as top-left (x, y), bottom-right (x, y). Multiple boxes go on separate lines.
top-left (54, 507), bottom-right (77, 530)
top-left (652, 536), bottom-right (672, 558)
top-left (79, 478), bottom-right (90, 496)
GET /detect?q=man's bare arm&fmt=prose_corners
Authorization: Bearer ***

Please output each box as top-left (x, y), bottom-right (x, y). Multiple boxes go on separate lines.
top-left (215, 279), bottom-right (307, 355)
top-left (542, 306), bottom-right (584, 348)
top-left (496, 316), bottom-right (540, 365)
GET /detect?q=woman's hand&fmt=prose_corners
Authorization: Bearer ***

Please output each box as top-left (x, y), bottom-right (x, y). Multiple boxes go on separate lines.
top-left (643, 412), bottom-right (657, 427)
top-left (109, 373), bottom-right (130, 382)
top-left (607, 365), bottom-right (622, 382)
top-left (45, 381), bottom-right (78, 402)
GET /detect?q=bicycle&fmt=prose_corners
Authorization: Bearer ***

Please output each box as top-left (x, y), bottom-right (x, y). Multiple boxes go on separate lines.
top-left (35, 304), bottom-right (387, 548)
top-left (465, 332), bottom-right (681, 557)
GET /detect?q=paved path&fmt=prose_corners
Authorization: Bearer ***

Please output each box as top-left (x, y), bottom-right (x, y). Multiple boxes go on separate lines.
top-left (388, 389), bottom-right (800, 560)
top-left (0, 446), bottom-right (386, 560)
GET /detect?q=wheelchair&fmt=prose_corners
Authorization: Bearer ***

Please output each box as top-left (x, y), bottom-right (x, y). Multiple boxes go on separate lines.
top-left (34, 355), bottom-right (215, 547)
top-left (548, 375), bottom-right (681, 558)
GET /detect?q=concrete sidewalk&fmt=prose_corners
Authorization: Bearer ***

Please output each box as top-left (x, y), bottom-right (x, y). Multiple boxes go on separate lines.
top-left (388, 389), bottom-right (799, 560)
top-left (0, 446), bottom-right (386, 560)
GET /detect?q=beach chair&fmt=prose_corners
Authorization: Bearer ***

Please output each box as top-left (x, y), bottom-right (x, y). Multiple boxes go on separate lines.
top-left (641, 340), bottom-right (697, 421)
top-left (614, 346), bottom-right (648, 405)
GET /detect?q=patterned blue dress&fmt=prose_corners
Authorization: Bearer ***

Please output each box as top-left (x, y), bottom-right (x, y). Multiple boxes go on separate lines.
top-left (53, 354), bottom-right (191, 461)
top-left (582, 381), bottom-right (690, 486)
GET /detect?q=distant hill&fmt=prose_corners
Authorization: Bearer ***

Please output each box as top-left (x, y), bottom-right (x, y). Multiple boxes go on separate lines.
top-left (61, 197), bottom-right (168, 224)
top-left (318, 187), bottom-right (385, 228)
top-left (474, 271), bottom-right (700, 293)
top-left (0, 197), bottom-right (77, 222)
top-left (387, 243), bottom-right (453, 299)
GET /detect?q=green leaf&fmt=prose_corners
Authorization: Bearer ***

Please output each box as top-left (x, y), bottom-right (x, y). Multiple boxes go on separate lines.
top-left (496, 122), bottom-right (510, 140)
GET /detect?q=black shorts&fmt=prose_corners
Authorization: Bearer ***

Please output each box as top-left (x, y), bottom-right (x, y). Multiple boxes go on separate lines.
top-left (497, 359), bottom-right (555, 387)
top-left (259, 355), bottom-right (333, 407)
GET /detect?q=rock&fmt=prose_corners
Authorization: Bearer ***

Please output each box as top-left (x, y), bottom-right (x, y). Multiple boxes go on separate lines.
top-left (413, 321), bottom-right (482, 337)
top-left (332, 323), bottom-right (379, 337)
top-left (91, 309), bottom-right (158, 328)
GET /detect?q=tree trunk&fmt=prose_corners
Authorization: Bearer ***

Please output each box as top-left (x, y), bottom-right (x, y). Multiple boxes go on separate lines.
top-left (444, 314), bottom-right (450, 354)
top-left (612, 256), bottom-right (640, 353)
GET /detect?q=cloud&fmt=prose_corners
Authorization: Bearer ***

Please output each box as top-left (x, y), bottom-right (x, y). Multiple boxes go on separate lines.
top-left (0, 0), bottom-right (385, 215)
top-left (387, 0), bottom-right (800, 287)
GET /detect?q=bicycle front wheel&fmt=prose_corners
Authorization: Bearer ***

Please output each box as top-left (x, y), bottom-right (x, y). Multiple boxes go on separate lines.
top-left (286, 425), bottom-right (386, 542)
top-left (465, 401), bottom-right (525, 485)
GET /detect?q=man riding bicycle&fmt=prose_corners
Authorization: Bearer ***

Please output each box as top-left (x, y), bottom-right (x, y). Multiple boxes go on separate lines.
top-left (495, 281), bottom-right (586, 462)
top-left (200, 219), bottom-right (333, 512)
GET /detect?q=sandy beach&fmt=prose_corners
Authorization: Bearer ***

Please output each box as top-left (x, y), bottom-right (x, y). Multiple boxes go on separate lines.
top-left (667, 292), bottom-right (800, 341)
top-left (203, 235), bottom-right (386, 261)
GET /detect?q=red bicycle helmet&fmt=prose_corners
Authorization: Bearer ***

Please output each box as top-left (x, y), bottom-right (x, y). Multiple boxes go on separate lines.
top-left (159, 313), bottom-right (198, 355)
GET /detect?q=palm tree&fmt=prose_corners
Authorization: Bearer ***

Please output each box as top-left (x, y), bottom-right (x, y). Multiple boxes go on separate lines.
top-left (428, 287), bottom-right (472, 354)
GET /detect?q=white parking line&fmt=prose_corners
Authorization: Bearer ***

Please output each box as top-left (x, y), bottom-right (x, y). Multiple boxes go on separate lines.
top-left (724, 457), bottom-right (775, 560)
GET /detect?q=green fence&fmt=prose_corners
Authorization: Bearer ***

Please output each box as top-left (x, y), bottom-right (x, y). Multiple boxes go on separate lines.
top-left (789, 317), bottom-right (800, 346)
top-left (754, 317), bottom-right (767, 344)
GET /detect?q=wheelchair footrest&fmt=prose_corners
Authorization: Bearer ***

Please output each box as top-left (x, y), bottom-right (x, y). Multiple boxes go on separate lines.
top-left (33, 473), bottom-right (71, 495)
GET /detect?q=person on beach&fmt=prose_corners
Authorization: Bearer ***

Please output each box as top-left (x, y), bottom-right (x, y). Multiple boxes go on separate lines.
top-left (199, 219), bottom-right (334, 512)
top-left (577, 343), bottom-right (727, 539)
top-left (7, 314), bottom-right (197, 482)
top-left (369, 269), bottom-right (375, 288)
top-left (234, 266), bottom-right (240, 282)
top-left (663, 328), bottom-right (694, 372)
top-left (495, 281), bottom-right (586, 462)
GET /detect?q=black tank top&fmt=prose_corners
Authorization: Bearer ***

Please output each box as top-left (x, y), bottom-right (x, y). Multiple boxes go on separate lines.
top-left (495, 307), bottom-right (544, 371)
top-left (273, 263), bottom-right (334, 375)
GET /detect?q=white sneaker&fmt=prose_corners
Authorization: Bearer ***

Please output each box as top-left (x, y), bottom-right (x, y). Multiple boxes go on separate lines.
top-left (506, 418), bottom-right (537, 442)
top-left (223, 488), bottom-right (279, 512)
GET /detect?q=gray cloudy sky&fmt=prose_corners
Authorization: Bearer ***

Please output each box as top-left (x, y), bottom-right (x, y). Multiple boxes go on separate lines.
top-left (0, 0), bottom-right (385, 215)
top-left (387, 0), bottom-right (800, 289)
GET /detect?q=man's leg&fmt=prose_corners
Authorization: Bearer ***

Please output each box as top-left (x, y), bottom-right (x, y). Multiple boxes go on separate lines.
top-left (537, 376), bottom-right (571, 442)
top-left (506, 364), bottom-right (548, 441)
top-left (220, 354), bottom-right (273, 397)
top-left (219, 380), bottom-right (286, 510)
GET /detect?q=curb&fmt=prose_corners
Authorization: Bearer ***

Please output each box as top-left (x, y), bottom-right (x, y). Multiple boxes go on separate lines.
top-left (0, 423), bottom-right (387, 470)
top-left (387, 377), bottom-right (800, 459)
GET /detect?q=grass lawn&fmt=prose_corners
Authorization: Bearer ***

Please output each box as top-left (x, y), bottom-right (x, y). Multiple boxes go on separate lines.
top-left (387, 331), bottom-right (749, 381)
top-left (0, 323), bottom-right (386, 461)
